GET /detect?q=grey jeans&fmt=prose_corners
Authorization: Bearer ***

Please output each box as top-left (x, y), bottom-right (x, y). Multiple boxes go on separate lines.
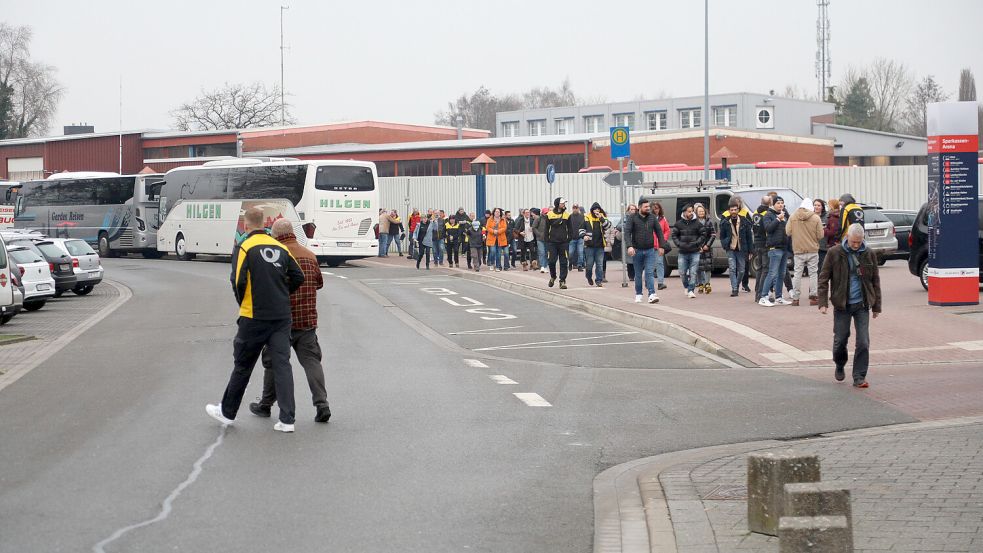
top-left (833, 303), bottom-right (870, 383)
top-left (260, 328), bottom-right (328, 409)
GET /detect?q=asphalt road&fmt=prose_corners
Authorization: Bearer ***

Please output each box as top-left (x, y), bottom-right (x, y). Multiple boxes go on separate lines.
top-left (0, 257), bottom-right (914, 552)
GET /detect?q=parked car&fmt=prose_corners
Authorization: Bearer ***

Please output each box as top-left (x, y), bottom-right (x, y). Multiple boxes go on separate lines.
top-left (0, 236), bottom-right (15, 324)
top-left (7, 245), bottom-right (56, 311)
top-left (41, 238), bottom-right (103, 295)
top-left (858, 205), bottom-right (898, 265)
top-left (1, 264), bottom-right (23, 325)
top-left (908, 201), bottom-right (983, 290)
top-left (4, 238), bottom-right (77, 297)
top-left (881, 209), bottom-right (917, 260)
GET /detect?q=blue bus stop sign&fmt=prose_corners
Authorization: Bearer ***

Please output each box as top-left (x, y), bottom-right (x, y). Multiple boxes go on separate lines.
top-left (546, 164), bottom-right (556, 185)
top-left (610, 126), bottom-right (630, 159)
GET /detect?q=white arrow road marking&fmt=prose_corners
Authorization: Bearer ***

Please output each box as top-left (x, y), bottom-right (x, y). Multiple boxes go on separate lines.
top-left (463, 359), bottom-right (489, 368)
top-left (488, 375), bottom-right (518, 385)
top-left (514, 393), bottom-right (551, 407)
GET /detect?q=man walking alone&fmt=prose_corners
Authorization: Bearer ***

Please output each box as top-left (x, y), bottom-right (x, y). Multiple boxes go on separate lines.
top-left (818, 223), bottom-right (882, 388)
top-left (207, 208), bottom-right (305, 432)
top-left (545, 197), bottom-right (573, 289)
top-left (786, 198), bottom-right (824, 306)
top-left (250, 219), bottom-right (331, 424)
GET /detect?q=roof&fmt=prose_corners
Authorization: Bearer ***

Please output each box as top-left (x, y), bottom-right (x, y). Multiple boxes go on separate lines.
top-left (247, 132), bottom-right (604, 157)
top-left (142, 120), bottom-right (491, 140)
top-left (0, 129), bottom-right (153, 147)
top-left (816, 123), bottom-right (927, 142)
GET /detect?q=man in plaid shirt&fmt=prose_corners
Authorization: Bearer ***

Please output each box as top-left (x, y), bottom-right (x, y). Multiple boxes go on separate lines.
top-left (250, 219), bottom-right (331, 423)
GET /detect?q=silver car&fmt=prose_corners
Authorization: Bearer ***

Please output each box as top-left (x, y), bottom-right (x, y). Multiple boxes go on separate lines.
top-left (859, 206), bottom-right (898, 265)
top-left (7, 245), bottom-right (56, 311)
top-left (39, 238), bottom-right (104, 295)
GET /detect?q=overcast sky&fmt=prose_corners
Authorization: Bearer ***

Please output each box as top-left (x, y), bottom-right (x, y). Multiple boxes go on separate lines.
top-left (4, 0), bottom-right (982, 135)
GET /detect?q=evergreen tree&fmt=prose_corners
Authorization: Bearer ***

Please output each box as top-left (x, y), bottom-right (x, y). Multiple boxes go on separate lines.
top-left (838, 77), bottom-right (875, 128)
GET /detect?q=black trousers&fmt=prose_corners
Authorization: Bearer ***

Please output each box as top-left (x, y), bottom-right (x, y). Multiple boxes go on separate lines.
top-left (259, 328), bottom-right (328, 410)
top-left (518, 240), bottom-right (535, 263)
top-left (753, 246), bottom-right (770, 301)
top-left (221, 317), bottom-right (295, 424)
top-left (466, 245), bottom-right (472, 268)
top-left (416, 246), bottom-right (431, 268)
top-left (547, 241), bottom-right (569, 280)
top-left (446, 240), bottom-right (460, 266)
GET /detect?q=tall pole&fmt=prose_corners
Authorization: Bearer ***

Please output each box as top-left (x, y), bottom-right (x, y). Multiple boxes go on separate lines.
top-left (703, 0), bottom-right (710, 180)
top-left (280, 6), bottom-right (289, 125)
top-left (619, 157), bottom-right (628, 288)
top-left (118, 76), bottom-right (123, 174)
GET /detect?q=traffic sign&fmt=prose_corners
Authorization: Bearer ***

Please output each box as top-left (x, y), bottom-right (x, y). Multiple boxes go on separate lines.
top-left (610, 126), bottom-right (630, 159)
top-left (603, 170), bottom-right (644, 187)
top-left (546, 164), bottom-right (556, 185)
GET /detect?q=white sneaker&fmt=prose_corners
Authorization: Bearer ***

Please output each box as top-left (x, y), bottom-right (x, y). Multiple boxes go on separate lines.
top-left (273, 421), bottom-right (295, 433)
top-left (206, 404), bottom-right (234, 426)
top-left (635, 294), bottom-right (643, 303)
top-left (775, 297), bottom-right (791, 305)
top-left (540, 267), bottom-right (547, 273)
top-left (648, 293), bottom-right (659, 303)
top-left (758, 297), bottom-right (775, 307)
top-left (687, 291), bottom-right (696, 299)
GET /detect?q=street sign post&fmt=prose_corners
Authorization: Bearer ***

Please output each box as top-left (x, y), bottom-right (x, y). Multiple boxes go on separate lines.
top-left (546, 163), bottom-right (556, 209)
top-left (610, 126), bottom-right (631, 287)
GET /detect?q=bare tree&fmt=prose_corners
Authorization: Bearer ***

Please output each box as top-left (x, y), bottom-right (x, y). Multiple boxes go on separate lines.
top-left (902, 75), bottom-right (949, 136)
top-left (171, 82), bottom-right (293, 131)
top-left (0, 23), bottom-right (64, 138)
top-left (866, 58), bottom-right (913, 132)
top-left (957, 68), bottom-right (977, 101)
top-left (434, 86), bottom-right (522, 134)
top-left (522, 78), bottom-right (577, 109)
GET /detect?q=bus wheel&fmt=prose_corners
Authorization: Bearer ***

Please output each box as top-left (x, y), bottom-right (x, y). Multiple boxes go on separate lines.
top-left (176, 234), bottom-right (195, 261)
top-left (98, 232), bottom-right (116, 258)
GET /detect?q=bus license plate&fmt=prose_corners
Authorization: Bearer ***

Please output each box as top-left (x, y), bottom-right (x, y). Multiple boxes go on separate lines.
top-left (337, 242), bottom-right (353, 247)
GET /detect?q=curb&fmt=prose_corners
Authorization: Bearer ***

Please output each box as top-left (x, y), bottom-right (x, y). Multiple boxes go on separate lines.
top-left (0, 335), bottom-right (36, 348)
top-left (449, 270), bottom-right (755, 367)
top-left (597, 415), bottom-right (983, 553)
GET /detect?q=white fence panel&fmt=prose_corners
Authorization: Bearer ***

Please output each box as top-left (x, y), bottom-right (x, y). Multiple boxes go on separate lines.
top-left (379, 176), bottom-right (476, 215)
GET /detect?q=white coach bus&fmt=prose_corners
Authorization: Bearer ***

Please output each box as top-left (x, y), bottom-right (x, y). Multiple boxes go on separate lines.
top-left (151, 158), bottom-right (379, 265)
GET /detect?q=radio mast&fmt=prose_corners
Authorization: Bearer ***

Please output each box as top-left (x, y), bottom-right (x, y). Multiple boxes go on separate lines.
top-left (815, 0), bottom-right (832, 101)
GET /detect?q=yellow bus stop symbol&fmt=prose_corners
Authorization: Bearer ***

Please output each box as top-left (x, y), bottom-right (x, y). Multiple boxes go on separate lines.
top-left (612, 129), bottom-right (628, 145)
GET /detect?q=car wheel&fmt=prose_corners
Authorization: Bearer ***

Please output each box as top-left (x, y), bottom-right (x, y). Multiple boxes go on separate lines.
top-left (0, 313), bottom-right (13, 325)
top-left (24, 301), bottom-right (45, 311)
top-left (877, 256), bottom-right (887, 266)
top-left (324, 259), bottom-right (342, 268)
top-left (175, 234), bottom-right (195, 261)
top-left (98, 232), bottom-right (116, 258)
top-left (711, 267), bottom-right (727, 275)
top-left (73, 285), bottom-right (94, 296)
top-left (54, 290), bottom-right (64, 298)
top-left (919, 258), bottom-right (929, 291)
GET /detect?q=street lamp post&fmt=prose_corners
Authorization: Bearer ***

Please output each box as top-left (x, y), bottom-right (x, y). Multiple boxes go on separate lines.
top-left (703, 0), bottom-right (710, 180)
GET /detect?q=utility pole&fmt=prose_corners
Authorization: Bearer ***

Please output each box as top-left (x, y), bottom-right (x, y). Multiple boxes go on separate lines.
top-left (703, 0), bottom-right (710, 180)
top-left (280, 5), bottom-right (289, 125)
top-left (815, 0), bottom-right (831, 101)
top-left (118, 76), bottom-right (123, 174)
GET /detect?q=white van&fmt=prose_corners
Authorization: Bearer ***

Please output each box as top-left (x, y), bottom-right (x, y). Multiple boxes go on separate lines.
top-left (157, 198), bottom-right (304, 260)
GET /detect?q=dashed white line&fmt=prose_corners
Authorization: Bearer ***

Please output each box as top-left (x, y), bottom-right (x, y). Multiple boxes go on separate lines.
top-left (488, 375), bottom-right (518, 385)
top-left (513, 393), bottom-right (551, 407)
top-left (463, 359), bottom-right (489, 368)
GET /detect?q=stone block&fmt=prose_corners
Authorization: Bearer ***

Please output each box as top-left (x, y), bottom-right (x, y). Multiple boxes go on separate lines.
top-left (778, 516), bottom-right (853, 552)
top-left (784, 482), bottom-right (852, 528)
top-left (747, 451), bottom-right (821, 535)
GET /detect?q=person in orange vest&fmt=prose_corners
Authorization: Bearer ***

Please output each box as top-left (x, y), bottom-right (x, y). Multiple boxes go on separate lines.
top-left (485, 208), bottom-right (509, 271)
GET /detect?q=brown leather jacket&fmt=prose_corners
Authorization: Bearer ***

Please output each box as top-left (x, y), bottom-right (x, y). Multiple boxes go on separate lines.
top-left (817, 242), bottom-right (882, 313)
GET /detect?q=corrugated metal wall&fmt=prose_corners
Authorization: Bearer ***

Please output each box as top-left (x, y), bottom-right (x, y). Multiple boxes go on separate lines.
top-left (381, 166), bottom-right (938, 214)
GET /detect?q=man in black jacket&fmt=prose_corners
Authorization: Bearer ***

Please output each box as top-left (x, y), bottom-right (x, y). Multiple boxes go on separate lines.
top-left (624, 199), bottom-right (666, 303)
top-left (761, 196), bottom-right (791, 306)
top-left (720, 198), bottom-right (754, 297)
top-left (207, 208), bottom-right (305, 433)
top-left (751, 195), bottom-right (772, 303)
top-left (545, 197), bottom-right (574, 289)
top-left (567, 204), bottom-right (586, 271)
top-left (671, 204), bottom-right (708, 298)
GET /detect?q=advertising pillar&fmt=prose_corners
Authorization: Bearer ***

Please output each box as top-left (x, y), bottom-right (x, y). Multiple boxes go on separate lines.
top-left (926, 101), bottom-right (979, 306)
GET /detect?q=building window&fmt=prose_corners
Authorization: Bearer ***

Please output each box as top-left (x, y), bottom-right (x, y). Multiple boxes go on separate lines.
top-left (554, 118), bottom-right (573, 135)
top-left (713, 105), bottom-right (737, 127)
top-left (537, 154), bottom-right (585, 174)
top-left (501, 121), bottom-right (519, 137)
top-left (679, 108), bottom-right (701, 129)
top-left (583, 115), bottom-right (604, 133)
top-left (528, 120), bottom-right (546, 137)
top-left (645, 111), bottom-right (667, 131)
top-left (613, 113), bottom-right (635, 130)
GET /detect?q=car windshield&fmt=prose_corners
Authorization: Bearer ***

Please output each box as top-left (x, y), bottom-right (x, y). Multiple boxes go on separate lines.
top-left (734, 188), bottom-right (805, 211)
top-left (37, 243), bottom-right (68, 259)
top-left (863, 208), bottom-right (891, 224)
top-left (64, 239), bottom-right (95, 256)
top-left (9, 249), bottom-right (43, 264)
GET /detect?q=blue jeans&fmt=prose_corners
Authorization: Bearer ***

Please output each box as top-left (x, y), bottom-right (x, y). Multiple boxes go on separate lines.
top-left (633, 248), bottom-right (657, 295)
top-left (727, 250), bottom-right (747, 291)
top-left (568, 238), bottom-right (585, 267)
top-left (678, 252), bottom-right (701, 292)
top-left (487, 245), bottom-right (504, 269)
top-left (585, 246), bottom-right (605, 282)
top-left (833, 303), bottom-right (870, 383)
top-left (434, 239), bottom-right (445, 264)
top-left (378, 233), bottom-right (390, 256)
top-left (389, 234), bottom-right (402, 255)
top-left (767, 248), bottom-right (789, 298)
top-left (537, 240), bottom-right (548, 268)
top-left (655, 250), bottom-right (666, 285)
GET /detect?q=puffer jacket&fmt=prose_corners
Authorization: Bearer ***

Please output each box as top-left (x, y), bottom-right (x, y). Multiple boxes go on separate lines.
top-left (671, 215), bottom-right (707, 254)
top-left (763, 208), bottom-right (789, 249)
top-left (751, 205), bottom-right (770, 249)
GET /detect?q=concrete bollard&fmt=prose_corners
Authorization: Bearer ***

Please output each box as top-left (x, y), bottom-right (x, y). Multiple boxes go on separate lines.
top-left (778, 516), bottom-right (853, 552)
top-left (747, 451), bottom-right (821, 535)
top-left (784, 482), bottom-right (852, 528)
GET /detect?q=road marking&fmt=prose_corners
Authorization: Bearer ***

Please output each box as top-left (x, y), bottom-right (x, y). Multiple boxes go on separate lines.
top-left (92, 426), bottom-right (227, 553)
top-left (321, 271), bottom-right (348, 279)
top-left (471, 331), bottom-right (640, 351)
top-left (463, 359), bottom-right (489, 368)
top-left (458, 330), bottom-right (631, 336)
top-left (440, 296), bottom-right (484, 307)
top-left (449, 325), bottom-right (525, 335)
top-left (321, 271), bottom-right (334, 275)
top-left (514, 392), bottom-right (552, 407)
top-left (489, 375), bottom-right (518, 385)
top-left (478, 340), bottom-right (663, 351)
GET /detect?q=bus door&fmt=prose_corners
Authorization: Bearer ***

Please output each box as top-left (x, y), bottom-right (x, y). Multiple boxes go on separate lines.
top-left (139, 176), bottom-right (164, 236)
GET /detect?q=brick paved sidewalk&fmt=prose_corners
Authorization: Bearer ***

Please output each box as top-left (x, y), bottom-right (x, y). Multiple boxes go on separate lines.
top-left (639, 417), bottom-right (983, 553)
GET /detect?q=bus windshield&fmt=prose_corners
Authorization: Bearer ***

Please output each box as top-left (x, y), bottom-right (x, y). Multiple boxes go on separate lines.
top-left (314, 165), bottom-right (375, 192)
